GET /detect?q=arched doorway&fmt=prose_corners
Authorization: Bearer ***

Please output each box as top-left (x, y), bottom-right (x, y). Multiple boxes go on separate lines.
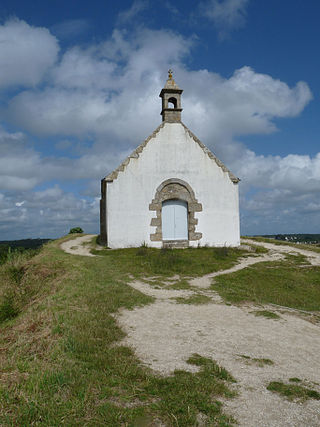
top-left (149, 178), bottom-right (203, 244)
top-left (162, 199), bottom-right (188, 240)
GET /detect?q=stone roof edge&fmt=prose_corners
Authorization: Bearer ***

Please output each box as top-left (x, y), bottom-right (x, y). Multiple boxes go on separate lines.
top-left (103, 122), bottom-right (166, 182)
top-left (180, 122), bottom-right (240, 184)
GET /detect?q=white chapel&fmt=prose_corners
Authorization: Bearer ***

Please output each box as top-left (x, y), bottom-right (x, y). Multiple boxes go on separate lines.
top-left (99, 71), bottom-right (240, 248)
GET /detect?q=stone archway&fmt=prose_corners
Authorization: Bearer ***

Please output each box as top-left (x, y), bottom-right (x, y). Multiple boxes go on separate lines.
top-left (149, 178), bottom-right (202, 243)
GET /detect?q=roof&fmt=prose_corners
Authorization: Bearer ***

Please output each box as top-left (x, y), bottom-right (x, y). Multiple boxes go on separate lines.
top-left (103, 122), bottom-right (240, 184)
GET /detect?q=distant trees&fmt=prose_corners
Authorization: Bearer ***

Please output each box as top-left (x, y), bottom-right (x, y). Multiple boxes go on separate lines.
top-left (69, 227), bottom-right (84, 234)
top-left (264, 234), bottom-right (320, 244)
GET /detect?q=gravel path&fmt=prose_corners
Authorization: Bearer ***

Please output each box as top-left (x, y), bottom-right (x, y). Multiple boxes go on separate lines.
top-left (116, 240), bottom-right (320, 427)
top-left (60, 236), bottom-right (320, 425)
top-left (60, 234), bottom-right (98, 256)
top-left (242, 238), bottom-right (320, 266)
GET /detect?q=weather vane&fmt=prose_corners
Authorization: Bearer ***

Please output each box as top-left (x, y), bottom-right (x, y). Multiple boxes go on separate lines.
top-left (168, 69), bottom-right (173, 80)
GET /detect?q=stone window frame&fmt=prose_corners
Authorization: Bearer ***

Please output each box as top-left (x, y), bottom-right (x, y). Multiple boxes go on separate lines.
top-left (149, 178), bottom-right (202, 242)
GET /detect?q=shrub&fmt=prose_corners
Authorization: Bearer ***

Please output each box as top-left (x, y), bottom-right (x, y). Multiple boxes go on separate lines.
top-left (0, 293), bottom-right (19, 322)
top-left (69, 227), bottom-right (84, 234)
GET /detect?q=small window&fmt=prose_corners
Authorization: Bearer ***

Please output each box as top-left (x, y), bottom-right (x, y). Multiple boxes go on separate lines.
top-left (168, 97), bottom-right (177, 109)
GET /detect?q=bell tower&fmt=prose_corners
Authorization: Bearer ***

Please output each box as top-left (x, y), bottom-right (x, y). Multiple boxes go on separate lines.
top-left (159, 69), bottom-right (183, 122)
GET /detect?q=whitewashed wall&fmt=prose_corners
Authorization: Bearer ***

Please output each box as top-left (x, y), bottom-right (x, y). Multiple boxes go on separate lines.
top-left (105, 122), bottom-right (240, 248)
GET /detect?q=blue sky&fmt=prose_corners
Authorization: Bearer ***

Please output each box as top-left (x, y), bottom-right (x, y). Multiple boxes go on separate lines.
top-left (0, 0), bottom-right (319, 239)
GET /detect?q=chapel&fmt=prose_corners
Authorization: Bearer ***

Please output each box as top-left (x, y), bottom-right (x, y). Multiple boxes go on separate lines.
top-left (99, 71), bottom-right (240, 248)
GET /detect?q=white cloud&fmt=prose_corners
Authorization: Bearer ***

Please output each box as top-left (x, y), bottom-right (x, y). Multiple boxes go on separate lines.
top-left (6, 30), bottom-right (311, 148)
top-left (234, 150), bottom-right (320, 234)
top-left (0, 125), bottom-right (133, 192)
top-left (0, 19), bottom-right (59, 88)
top-left (7, 29), bottom-right (193, 140)
top-left (233, 151), bottom-right (320, 193)
top-left (201, 0), bottom-right (249, 39)
top-left (0, 187), bottom-right (99, 239)
top-left (0, 128), bottom-right (42, 190)
top-left (117, 0), bottom-right (148, 26)
top-left (0, 20), bottom-right (318, 238)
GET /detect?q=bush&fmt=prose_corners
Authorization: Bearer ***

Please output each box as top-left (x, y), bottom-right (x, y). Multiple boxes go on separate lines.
top-left (69, 227), bottom-right (84, 234)
top-left (0, 293), bottom-right (19, 322)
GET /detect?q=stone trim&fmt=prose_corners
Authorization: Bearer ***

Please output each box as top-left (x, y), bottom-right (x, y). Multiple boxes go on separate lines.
top-left (103, 122), bottom-right (165, 183)
top-left (149, 178), bottom-right (203, 243)
top-left (102, 122), bottom-right (239, 185)
top-left (163, 240), bottom-right (189, 249)
top-left (180, 122), bottom-right (240, 184)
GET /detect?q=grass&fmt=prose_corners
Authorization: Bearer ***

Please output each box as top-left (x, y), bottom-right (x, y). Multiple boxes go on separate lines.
top-left (0, 237), bottom-right (238, 426)
top-left (91, 245), bottom-right (250, 279)
top-left (3, 235), bottom-right (320, 424)
top-left (267, 381), bottom-right (320, 401)
top-left (211, 256), bottom-right (320, 311)
top-left (253, 310), bottom-right (281, 320)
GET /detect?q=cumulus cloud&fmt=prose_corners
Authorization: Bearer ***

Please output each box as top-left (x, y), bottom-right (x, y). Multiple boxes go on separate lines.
top-left (6, 31), bottom-right (311, 147)
top-left (0, 187), bottom-right (99, 239)
top-left (0, 18), bottom-right (318, 238)
top-left (181, 66), bottom-right (312, 146)
top-left (0, 128), bottom-right (41, 190)
top-left (0, 19), bottom-right (59, 88)
top-left (200, 0), bottom-right (249, 39)
top-left (7, 29), bottom-right (192, 140)
top-left (0, 125), bottom-right (132, 193)
top-left (233, 150), bottom-right (320, 234)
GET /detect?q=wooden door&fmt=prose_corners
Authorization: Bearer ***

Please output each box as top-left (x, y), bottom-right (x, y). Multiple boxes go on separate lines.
top-left (162, 200), bottom-right (188, 240)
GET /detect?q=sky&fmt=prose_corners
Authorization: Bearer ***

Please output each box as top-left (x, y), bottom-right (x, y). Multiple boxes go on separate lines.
top-left (0, 0), bottom-right (319, 239)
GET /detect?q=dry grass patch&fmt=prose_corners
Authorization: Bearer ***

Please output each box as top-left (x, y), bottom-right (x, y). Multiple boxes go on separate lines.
top-left (0, 237), bottom-right (239, 426)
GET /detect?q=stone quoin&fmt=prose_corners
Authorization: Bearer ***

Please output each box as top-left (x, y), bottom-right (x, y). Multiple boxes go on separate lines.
top-left (99, 71), bottom-right (240, 248)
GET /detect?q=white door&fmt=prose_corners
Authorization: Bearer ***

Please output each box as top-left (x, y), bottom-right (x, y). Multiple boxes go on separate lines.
top-left (162, 200), bottom-right (188, 240)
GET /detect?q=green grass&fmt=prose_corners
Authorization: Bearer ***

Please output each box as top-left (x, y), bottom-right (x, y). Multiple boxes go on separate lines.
top-left (91, 245), bottom-right (249, 278)
top-left (211, 256), bottom-right (320, 311)
top-left (0, 237), bottom-right (237, 426)
top-left (253, 310), bottom-right (281, 320)
top-left (267, 381), bottom-right (320, 401)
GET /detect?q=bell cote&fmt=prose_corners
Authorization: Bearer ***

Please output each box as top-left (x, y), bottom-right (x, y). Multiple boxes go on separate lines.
top-left (159, 69), bottom-right (183, 122)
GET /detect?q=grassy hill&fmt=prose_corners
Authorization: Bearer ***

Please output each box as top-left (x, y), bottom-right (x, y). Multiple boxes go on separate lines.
top-left (0, 237), bottom-right (319, 425)
top-left (0, 239), bottom-right (51, 266)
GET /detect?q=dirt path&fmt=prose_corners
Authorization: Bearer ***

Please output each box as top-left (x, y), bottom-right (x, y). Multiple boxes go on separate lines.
top-left (242, 238), bottom-right (320, 266)
top-left (60, 234), bottom-right (98, 256)
top-left (60, 236), bottom-right (320, 425)
top-left (116, 240), bottom-right (320, 427)
top-left (189, 251), bottom-right (284, 289)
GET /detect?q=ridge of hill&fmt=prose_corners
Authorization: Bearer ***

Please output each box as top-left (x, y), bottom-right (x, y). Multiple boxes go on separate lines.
top-left (0, 236), bottom-right (320, 425)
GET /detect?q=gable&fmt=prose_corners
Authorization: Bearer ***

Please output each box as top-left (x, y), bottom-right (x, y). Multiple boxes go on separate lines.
top-left (103, 122), bottom-right (240, 184)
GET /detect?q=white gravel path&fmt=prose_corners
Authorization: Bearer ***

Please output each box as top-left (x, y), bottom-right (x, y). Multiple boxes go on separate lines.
top-left (60, 234), bottom-right (98, 256)
top-left (116, 240), bottom-right (320, 427)
top-left (242, 238), bottom-right (320, 266)
top-left (60, 236), bottom-right (320, 426)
